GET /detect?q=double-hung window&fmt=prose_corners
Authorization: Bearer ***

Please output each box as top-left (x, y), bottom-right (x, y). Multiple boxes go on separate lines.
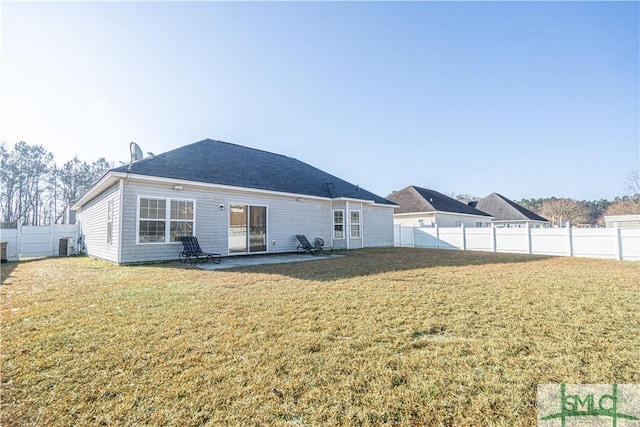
top-left (138, 197), bottom-right (194, 243)
top-left (333, 209), bottom-right (344, 239)
top-left (169, 200), bottom-right (194, 242)
top-left (350, 210), bottom-right (361, 238)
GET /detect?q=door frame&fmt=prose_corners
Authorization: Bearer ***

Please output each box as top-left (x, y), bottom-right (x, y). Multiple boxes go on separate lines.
top-left (228, 203), bottom-right (268, 255)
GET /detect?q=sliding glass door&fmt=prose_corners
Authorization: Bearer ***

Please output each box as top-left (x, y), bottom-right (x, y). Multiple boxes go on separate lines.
top-left (249, 206), bottom-right (267, 252)
top-left (229, 204), bottom-right (267, 254)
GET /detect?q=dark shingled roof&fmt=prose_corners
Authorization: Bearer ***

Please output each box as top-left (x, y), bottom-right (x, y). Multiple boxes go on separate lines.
top-left (386, 186), bottom-right (492, 216)
top-left (474, 193), bottom-right (549, 222)
top-left (111, 139), bottom-right (394, 205)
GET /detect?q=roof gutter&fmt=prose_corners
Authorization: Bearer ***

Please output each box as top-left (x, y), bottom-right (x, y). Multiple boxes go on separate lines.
top-left (71, 171), bottom-right (123, 210)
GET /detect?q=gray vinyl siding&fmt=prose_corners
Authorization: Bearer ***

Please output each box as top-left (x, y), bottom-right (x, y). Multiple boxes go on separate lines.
top-left (118, 180), bottom-right (335, 263)
top-left (77, 183), bottom-right (120, 263)
top-left (79, 178), bottom-right (394, 264)
top-left (330, 201), bottom-right (393, 250)
top-left (363, 205), bottom-right (395, 248)
top-left (270, 199), bottom-right (332, 252)
top-left (119, 182), bottom-right (213, 263)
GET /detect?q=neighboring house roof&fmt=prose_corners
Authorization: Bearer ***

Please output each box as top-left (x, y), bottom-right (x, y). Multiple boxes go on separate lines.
top-left (474, 193), bottom-right (549, 222)
top-left (77, 139), bottom-right (394, 207)
top-left (386, 186), bottom-right (492, 217)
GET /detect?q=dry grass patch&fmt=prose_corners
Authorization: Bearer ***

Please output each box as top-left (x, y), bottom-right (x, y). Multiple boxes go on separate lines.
top-left (1, 249), bottom-right (638, 426)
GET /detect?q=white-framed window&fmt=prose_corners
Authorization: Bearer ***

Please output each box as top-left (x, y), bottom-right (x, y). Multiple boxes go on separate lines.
top-left (138, 197), bottom-right (194, 244)
top-left (169, 200), bottom-right (195, 242)
top-left (333, 209), bottom-right (344, 239)
top-left (107, 200), bottom-right (114, 244)
top-left (350, 210), bottom-right (361, 238)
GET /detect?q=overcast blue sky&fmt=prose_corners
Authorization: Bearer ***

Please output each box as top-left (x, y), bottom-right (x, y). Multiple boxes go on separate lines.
top-left (1, 1), bottom-right (638, 201)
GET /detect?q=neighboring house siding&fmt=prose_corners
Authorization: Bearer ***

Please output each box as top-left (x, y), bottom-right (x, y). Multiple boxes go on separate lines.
top-left (394, 212), bottom-right (491, 228)
top-left (363, 205), bottom-right (394, 247)
top-left (433, 213), bottom-right (488, 228)
top-left (492, 220), bottom-right (549, 228)
top-left (394, 213), bottom-right (436, 228)
top-left (77, 183), bottom-right (120, 263)
top-left (604, 215), bottom-right (640, 229)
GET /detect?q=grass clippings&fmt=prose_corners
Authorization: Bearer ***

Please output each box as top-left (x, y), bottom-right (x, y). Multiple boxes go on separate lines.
top-left (1, 248), bottom-right (638, 426)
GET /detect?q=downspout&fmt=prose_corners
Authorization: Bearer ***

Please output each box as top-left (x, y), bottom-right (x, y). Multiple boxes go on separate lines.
top-left (117, 178), bottom-right (124, 264)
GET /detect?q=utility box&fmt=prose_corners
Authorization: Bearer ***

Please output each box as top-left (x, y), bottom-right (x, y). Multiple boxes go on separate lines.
top-left (59, 238), bottom-right (74, 256)
top-left (1, 241), bottom-right (7, 263)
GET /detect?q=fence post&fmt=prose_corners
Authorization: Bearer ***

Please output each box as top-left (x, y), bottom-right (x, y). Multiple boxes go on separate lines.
top-left (566, 224), bottom-right (573, 257)
top-left (50, 224), bottom-right (56, 257)
top-left (17, 222), bottom-right (22, 260)
top-left (435, 224), bottom-right (440, 249)
top-left (461, 223), bottom-right (466, 251)
top-left (491, 224), bottom-right (496, 252)
top-left (613, 223), bottom-right (622, 260)
top-left (526, 222), bottom-right (532, 254)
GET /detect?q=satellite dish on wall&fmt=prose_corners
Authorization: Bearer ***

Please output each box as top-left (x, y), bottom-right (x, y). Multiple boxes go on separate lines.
top-left (128, 142), bottom-right (144, 171)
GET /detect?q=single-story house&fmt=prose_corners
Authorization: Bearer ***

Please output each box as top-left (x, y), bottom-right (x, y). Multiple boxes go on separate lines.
top-left (604, 214), bottom-right (640, 228)
top-left (72, 139), bottom-right (396, 264)
top-left (386, 186), bottom-right (493, 227)
top-left (470, 193), bottom-right (550, 228)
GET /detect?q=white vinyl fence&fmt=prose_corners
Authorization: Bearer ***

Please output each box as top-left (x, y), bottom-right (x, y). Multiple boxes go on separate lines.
top-left (0, 224), bottom-right (80, 261)
top-left (394, 224), bottom-right (640, 261)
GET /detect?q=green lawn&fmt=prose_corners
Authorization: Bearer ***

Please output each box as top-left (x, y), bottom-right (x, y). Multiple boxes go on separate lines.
top-left (1, 248), bottom-right (638, 426)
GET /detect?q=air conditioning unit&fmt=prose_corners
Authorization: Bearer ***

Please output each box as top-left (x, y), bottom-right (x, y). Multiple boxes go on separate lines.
top-left (59, 238), bottom-right (75, 256)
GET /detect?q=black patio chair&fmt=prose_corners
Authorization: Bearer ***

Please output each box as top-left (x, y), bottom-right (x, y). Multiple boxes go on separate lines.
top-left (179, 236), bottom-right (222, 266)
top-left (312, 237), bottom-right (333, 255)
top-left (296, 235), bottom-right (332, 256)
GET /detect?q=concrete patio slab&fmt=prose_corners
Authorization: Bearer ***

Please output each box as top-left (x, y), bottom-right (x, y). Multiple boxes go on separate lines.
top-left (191, 253), bottom-right (341, 270)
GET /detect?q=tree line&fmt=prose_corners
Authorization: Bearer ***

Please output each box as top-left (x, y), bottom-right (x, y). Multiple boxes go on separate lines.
top-left (0, 141), bottom-right (111, 228)
top-left (516, 196), bottom-right (640, 227)
top-left (1, 141), bottom-right (639, 228)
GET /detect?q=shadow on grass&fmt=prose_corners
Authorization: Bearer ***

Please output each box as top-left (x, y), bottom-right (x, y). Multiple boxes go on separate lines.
top-left (0, 255), bottom-right (97, 285)
top-left (1, 260), bottom-right (28, 284)
top-left (206, 247), bottom-right (554, 282)
top-left (3, 249), bottom-right (556, 284)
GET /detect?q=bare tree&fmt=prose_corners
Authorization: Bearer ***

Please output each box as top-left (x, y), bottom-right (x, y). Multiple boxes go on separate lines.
top-left (604, 200), bottom-right (640, 216)
top-left (538, 198), bottom-right (590, 227)
top-left (624, 168), bottom-right (640, 200)
top-left (1, 142), bottom-right (111, 226)
top-left (54, 156), bottom-right (110, 222)
top-left (0, 141), bottom-right (54, 226)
